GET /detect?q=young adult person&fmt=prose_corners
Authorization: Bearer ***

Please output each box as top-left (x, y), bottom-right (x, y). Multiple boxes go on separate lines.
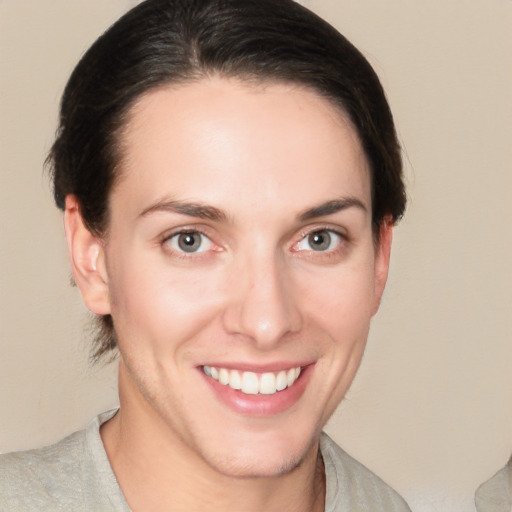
top-left (0, 0), bottom-right (410, 510)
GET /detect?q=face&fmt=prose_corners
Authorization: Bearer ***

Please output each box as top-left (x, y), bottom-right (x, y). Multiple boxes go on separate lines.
top-left (77, 77), bottom-right (391, 478)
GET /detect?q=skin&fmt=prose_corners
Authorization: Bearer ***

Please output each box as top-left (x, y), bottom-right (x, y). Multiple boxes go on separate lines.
top-left (65, 77), bottom-right (392, 512)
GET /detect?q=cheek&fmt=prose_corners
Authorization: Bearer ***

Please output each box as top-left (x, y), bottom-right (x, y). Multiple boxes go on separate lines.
top-left (107, 257), bottom-right (225, 355)
top-left (299, 261), bottom-right (376, 338)
top-left (304, 265), bottom-right (376, 425)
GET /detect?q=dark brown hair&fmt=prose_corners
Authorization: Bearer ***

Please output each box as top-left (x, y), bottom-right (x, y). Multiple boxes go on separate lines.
top-left (48, 0), bottom-right (406, 361)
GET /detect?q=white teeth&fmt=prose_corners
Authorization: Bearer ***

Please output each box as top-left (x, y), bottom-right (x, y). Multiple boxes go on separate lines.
top-left (241, 371), bottom-right (259, 395)
top-left (276, 370), bottom-right (288, 391)
top-left (287, 368), bottom-right (297, 387)
top-left (218, 368), bottom-right (229, 385)
top-left (259, 372), bottom-right (276, 395)
top-left (229, 369), bottom-right (241, 390)
top-left (203, 365), bottom-right (302, 395)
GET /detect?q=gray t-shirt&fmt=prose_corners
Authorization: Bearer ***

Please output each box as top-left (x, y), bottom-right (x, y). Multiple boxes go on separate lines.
top-left (0, 409), bottom-right (410, 511)
top-left (475, 456), bottom-right (512, 512)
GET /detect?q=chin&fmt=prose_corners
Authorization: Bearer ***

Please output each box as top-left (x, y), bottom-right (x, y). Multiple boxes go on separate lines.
top-left (208, 450), bottom-right (305, 479)
top-left (197, 429), bottom-right (318, 479)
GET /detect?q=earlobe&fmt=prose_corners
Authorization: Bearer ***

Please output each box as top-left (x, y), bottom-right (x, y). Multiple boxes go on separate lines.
top-left (372, 218), bottom-right (393, 316)
top-left (64, 195), bottom-right (111, 316)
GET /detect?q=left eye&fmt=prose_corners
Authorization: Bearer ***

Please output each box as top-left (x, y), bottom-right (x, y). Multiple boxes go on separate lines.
top-left (166, 231), bottom-right (212, 253)
top-left (295, 229), bottom-right (342, 252)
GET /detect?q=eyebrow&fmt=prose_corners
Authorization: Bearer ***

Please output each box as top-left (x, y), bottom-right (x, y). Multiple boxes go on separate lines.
top-left (139, 199), bottom-right (228, 222)
top-left (298, 198), bottom-right (367, 221)
top-left (139, 196), bottom-right (366, 223)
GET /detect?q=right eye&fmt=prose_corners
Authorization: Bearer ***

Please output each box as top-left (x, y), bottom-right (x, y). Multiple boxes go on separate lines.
top-left (166, 231), bottom-right (213, 254)
top-left (293, 228), bottom-right (343, 253)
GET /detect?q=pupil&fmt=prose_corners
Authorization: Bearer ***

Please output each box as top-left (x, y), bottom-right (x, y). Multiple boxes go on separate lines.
top-left (178, 233), bottom-right (201, 252)
top-left (309, 230), bottom-right (330, 251)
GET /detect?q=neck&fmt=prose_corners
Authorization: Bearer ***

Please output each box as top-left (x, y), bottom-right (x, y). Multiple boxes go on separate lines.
top-left (101, 366), bottom-right (325, 512)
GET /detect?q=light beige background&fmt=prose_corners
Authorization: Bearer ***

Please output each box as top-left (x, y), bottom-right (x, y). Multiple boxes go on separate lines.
top-left (1, 1), bottom-right (511, 511)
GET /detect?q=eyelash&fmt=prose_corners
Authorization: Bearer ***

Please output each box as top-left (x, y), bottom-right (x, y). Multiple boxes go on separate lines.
top-left (293, 227), bottom-right (348, 257)
top-left (160, 228), bottom-right (218, 259)
top-left (159, 225), bottom-right (348, 260)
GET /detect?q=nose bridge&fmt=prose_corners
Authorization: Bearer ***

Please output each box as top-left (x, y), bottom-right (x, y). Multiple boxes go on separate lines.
top-left (223, 246), bottom-right (302, 348)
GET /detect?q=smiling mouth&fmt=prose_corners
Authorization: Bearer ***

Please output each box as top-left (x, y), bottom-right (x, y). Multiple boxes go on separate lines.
top-left (202, 366), bottom-right (302, 396)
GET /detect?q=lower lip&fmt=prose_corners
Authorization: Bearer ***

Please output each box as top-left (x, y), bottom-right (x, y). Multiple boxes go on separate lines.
top-left (200, 365), bottom-right (313, 417)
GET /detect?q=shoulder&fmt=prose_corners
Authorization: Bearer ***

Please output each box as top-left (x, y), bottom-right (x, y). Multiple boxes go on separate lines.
top-left (320, 432), bottom-right (411, 512)
top-left (0, 429), bottom-right (87, 511)
top-left (475, 456), bottom-right (512, 512)
top-left (0, 409), bottom-right (127, 512)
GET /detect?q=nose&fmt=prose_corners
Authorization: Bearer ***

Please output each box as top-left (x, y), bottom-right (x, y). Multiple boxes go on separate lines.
top-left (222, 252), bottom-right (303, 349)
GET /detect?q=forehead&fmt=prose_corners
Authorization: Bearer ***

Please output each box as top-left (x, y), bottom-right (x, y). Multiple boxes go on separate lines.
top-left (112, 77), bottom-right (371, 219)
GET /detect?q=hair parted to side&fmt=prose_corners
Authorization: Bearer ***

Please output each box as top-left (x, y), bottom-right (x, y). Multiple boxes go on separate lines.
top-left (47, 0), bottom-right (406, 362)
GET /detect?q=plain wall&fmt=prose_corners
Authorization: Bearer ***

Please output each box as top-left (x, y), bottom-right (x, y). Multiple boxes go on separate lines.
top-left (1, 1), bottom-right (511, 511)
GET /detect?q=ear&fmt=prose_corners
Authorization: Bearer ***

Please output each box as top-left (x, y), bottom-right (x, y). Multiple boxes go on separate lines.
top-left (372, 218), bottom-right (393, 316)
top-left (64, 195), bottom-right (111, 316)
